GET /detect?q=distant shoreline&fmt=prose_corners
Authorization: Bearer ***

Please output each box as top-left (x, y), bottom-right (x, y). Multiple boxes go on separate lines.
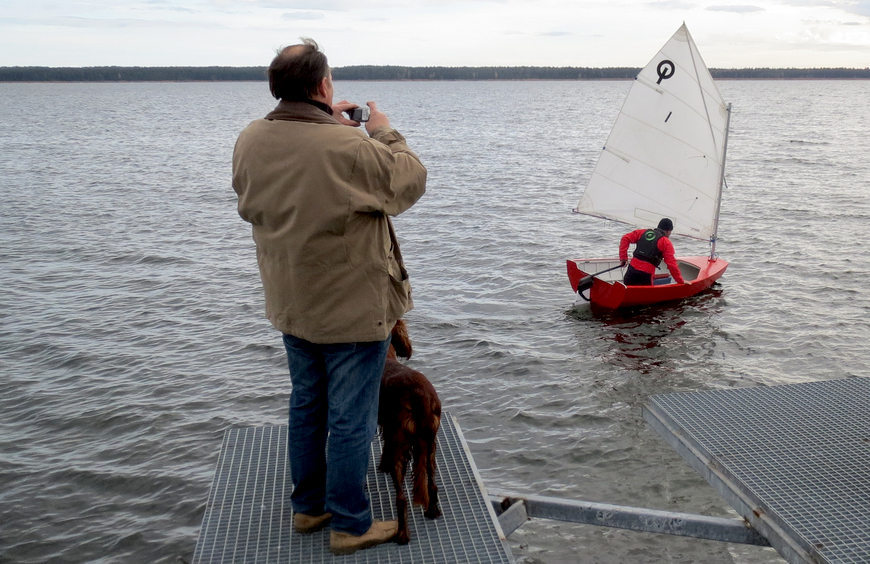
top-left (1, 65), bottom-right (868, 82)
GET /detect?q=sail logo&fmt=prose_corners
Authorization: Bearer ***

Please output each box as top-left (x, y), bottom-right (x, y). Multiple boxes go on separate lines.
top-left (656, 60), bottom-right (675, 84)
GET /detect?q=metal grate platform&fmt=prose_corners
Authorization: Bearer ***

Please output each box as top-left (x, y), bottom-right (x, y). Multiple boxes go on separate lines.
top-left (643, 377), bottom-right (870, 564)
top-left (192, 412), bottom-right (514, 563)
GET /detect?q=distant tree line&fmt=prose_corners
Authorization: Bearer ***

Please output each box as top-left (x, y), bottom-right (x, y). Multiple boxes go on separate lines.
top-left (1, 65), bottom-right (868, 82)
top-left (0, 66), bottom-right (267, 82)
top-left (710, 68), bottom-right (870, 79)
top-left (332, 66), bottom-right (643, 80)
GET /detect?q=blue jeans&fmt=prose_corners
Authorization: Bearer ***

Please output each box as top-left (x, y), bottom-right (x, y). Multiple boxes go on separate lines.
top-left (283, 334), bottom-right (390, 535)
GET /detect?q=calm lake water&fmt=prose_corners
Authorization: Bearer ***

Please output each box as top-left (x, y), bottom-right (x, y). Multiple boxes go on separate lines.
top-left (1, 79), bottom-right (869, 564)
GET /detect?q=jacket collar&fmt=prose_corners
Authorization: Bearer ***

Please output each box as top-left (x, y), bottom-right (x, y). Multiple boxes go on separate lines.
top-left (265, 99), bottom-right (339, 125)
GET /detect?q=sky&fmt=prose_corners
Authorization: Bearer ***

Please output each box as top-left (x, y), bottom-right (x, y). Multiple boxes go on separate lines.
top-left (1, 0), bottom-right (869, 69)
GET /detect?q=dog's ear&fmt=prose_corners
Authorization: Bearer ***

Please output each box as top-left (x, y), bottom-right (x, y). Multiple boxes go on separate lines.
top-left (390, 319), bottom-right (413, 359)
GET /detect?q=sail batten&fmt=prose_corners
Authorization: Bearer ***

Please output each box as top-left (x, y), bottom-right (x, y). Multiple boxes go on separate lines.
top-left (575, 23), bottom-right (729, 242)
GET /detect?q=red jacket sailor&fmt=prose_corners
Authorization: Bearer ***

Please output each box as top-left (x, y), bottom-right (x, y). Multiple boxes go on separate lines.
top-left (619, 218), bottom-right (687, 285)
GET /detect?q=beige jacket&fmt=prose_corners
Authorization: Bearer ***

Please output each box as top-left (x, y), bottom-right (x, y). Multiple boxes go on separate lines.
top-left (232, 101), bottom-right (427, 343)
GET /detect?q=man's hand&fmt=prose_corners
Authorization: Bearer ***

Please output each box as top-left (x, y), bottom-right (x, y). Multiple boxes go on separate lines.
top-left (365, 101), bottom-right (390, 134)
top-left (620, 260), bottom-right (627, 267)
top-left (332, 100), bottom-right (362, 127)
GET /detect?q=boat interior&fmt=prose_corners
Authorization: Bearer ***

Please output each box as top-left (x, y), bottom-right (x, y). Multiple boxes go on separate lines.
top-left (576, 260), bottom-right (624, 283)
top-left (676, 261), bottom-right (700, 282)
top-left (575, 259), bottom-right (702, 285)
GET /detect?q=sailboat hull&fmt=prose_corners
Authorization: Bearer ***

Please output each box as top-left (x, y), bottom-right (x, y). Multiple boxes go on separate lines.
top-left (567, 256), bottom-right (728, 309)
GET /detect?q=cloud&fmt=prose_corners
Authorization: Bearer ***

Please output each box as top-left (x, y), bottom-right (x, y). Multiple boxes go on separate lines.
top-left (141, 0), bottom-right (196, 9)
top-left (2, 0), bottom-right (869, 67)
top-left (841, 0), bottom-right (870, 17)
top-left (282, 11), bottom-right (325, 19)
top-left (242, 0), bottom-right (506, 9)
top-left (46, 16), bottom-right (217, 29)
top-left (501, 30), bottom-right (572, 37)
top-left (648, 1), bottom-right (697, 9)
top-left (781, 0), bottom-right (870, 17)
top-left (707, 4), bottom-right (764, 12)
top-left (257, 0), bottom-right (349, 10)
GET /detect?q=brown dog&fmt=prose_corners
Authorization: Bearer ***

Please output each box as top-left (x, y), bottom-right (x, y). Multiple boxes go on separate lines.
top-left (378, 319), bottom-right (442, 544)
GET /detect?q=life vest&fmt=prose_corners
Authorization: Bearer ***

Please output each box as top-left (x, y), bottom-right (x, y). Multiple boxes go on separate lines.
top-left (633, 229), bottom-right (665, 267)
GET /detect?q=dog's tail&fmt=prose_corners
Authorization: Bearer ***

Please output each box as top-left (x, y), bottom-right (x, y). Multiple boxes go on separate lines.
top-left (390, 319), bottom-right (413, 359)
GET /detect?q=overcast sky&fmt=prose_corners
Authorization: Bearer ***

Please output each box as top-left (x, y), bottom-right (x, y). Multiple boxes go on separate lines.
top-left (1, 0), bottom-right (868, 68)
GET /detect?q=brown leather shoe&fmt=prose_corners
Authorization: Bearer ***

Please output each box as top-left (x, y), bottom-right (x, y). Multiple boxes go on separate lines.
top-left (293, 512), bottom-right (332, 534)
top-left (329, 520), bottom-right (398, 555)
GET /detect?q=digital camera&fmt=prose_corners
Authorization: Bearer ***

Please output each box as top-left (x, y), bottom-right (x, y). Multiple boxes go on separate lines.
top-left (346, 107), bottom-right (370, 122)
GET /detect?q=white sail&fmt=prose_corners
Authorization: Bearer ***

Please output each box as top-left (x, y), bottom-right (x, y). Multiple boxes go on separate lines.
top-left (575, 23), bottom-right (730, 241)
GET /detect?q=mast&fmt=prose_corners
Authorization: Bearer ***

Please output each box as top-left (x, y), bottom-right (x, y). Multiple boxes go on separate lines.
top-left (710, 102), bottom-right (732, 260)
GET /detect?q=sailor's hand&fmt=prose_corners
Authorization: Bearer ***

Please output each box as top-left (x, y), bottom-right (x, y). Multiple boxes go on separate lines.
top-left (683, 281), bottom-right (692, 285)
top-left (333, 100), bottom-right (361, 126)
top-left (620, 260), bottom-right (627, 267)
top-left (365, 102), bottom-right (391, 134)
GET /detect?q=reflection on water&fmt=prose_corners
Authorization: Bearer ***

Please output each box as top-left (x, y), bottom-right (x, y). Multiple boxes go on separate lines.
top-left (569, 286), bottom-right (726, 377)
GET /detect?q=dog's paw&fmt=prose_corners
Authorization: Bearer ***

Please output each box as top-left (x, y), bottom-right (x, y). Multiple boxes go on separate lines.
top-left (394, 529), bottom-right (410, 545)
top-left (424, 505), bottom-right (441, 520)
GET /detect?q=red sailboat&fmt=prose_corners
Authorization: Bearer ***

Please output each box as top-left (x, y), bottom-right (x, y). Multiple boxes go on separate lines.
top-left (568, 24), bottom-right (732, 308)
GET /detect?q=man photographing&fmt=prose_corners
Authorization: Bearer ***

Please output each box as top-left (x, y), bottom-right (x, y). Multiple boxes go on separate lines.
top-left (232, 38), bottom-right (427, 555)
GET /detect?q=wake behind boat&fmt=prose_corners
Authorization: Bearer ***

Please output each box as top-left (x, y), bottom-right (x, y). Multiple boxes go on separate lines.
top-left (568, 23), bottom-right (731, 308)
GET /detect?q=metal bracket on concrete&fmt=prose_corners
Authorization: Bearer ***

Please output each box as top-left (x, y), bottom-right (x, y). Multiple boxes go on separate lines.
top-left (494, 498), bottom-right (529, 537)
top-left (489, 492), bottom-right (770, 546)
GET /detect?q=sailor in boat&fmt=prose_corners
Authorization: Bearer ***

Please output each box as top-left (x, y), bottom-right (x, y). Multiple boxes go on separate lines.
top-left (619, 218), bottom-right (689, 286)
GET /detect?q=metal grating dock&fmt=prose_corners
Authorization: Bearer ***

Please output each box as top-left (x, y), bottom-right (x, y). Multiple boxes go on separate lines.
top-left (192, 411), bottom-right (514, 564)
top-left (643, 377), bottom-right (870, 564)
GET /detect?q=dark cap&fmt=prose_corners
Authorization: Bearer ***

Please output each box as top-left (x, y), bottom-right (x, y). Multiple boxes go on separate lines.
top-left (657, 218), bottom-right (674, 231)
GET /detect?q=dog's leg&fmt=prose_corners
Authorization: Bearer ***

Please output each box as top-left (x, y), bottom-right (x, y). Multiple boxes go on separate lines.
top-left (390, 455), bottom-right (411, 545)
top-left (411, 437), bottom-right (430, 510)
top-left (378, 432), bottom-right (393, 474)
top-left (423, 440), bottom-right (441, 519)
